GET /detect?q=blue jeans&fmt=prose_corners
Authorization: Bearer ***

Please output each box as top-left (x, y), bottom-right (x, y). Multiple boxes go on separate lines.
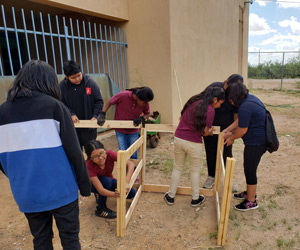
top-left (115, 131), bottom-right (139, 159)
top-left (91, 177), bottom-right (136, 210)
top-left (25, 200), bottom-right (80, 250)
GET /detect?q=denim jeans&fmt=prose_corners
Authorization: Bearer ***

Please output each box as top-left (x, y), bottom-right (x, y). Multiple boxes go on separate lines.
top-left (91, 176), bottom-right (136, 210)
top-left (115, 131), bottom-right (139, 159)
top-left (24, 200), bottom-right (80, 250)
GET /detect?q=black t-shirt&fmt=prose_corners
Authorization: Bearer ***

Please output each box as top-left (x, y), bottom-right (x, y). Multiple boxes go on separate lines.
top-left (67, 80), bottom-right (85, 119)
top-left (208, 82), bottom-right (238, 130)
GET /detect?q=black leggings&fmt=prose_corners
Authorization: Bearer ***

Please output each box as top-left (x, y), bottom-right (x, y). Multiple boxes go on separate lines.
top-left (203, 135), bottom-right (233, 177)
top-left (244, 144), bottom-right (266, 185)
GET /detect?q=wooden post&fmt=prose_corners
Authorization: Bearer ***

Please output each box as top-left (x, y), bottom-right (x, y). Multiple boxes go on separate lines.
top-left (140, 128), bottom-right (147, 190)
top-left (215, 132), bottom-right (224, 194)
top-left (116, 151), bottom-right (122, 237)
top-left (216, 158), bottom-right (236, 246)
top-left (116, 150), bottom-right (127, 237)
top-left (221, 158), bottom-right (236, 246)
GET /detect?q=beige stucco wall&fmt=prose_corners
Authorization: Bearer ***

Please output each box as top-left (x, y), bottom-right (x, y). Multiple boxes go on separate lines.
top-left (125, 0), bottom-right (249, 123)
top-left (29, 0), bottom-right (129, 21)
top-left (2, 0), bottom-right (249, 124)
top-left (125, 0), bottom-right (173, 123)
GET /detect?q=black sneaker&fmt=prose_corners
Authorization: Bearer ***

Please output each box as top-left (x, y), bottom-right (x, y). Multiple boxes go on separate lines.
top-left (191, 195), bottom-right (205, 207)
top-left (164, 193), bottom-right (174, 206)
top-left (95, 207), bottom-right (117, 219)
top-left (234, 199), bottom-right (258, 212)
top-left (233, 191), bottom-right (257, 200)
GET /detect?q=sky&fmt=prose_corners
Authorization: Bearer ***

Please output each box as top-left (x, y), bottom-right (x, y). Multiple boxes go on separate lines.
top-left (248, 0), bottom-right (300, 65)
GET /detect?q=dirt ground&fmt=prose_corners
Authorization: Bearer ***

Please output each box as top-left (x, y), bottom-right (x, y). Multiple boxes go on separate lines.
top-left (1, 79), bottom-right (300, 250)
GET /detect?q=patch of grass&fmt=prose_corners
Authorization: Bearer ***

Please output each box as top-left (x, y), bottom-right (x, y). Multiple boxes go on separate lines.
top-left (267, 199), bottom-right (278, 209)
top-left (296, 81), bottom-right (300, 89)
top-left (282, 218), bottom-right (287, 225)
top-left (161, 157), bottom-right (173, 175)
top-left (274, 184), bottom-right (292, 196)
top-left (209, 231), bottom-right (217, 240)
top-left (235, 230), bottom-right (241, 240)
top-left (277, 237), bottom-right (296, 249)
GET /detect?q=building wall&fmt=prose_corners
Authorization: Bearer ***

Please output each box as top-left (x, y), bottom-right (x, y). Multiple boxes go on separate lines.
top-left (29, 0), bottom-right (129, 21)
top-left (3, 0), bottom-right (249, 124)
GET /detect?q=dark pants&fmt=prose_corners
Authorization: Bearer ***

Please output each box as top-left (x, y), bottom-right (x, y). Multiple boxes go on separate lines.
top-left (203, 135), bottom-right (233, 177)
top-left (24, 200), bottom-right (80, 250)
top-left (76, 128), bottom-right (97, 149)
top-left (91, 177), bottom-right (136, 210)
top-left (244, 144), bottom-right (266, 185)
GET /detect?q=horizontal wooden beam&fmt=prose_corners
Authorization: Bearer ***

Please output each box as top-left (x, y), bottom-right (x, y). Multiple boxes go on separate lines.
top-left (74, 120), bottom-right (141, 129)
top-left (127, 159), bottom-right (143, 195)
top-left (143, 184), bottom-right (215, 197)
top-left (125, 184), bottom-right (142, 228)
top-left (145, 124), bottom-right (221, 135)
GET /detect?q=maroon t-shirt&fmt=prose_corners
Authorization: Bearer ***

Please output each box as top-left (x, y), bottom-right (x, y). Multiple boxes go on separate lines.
top-left (175, 101), bottom-right (215, 143)
top-left (110, 91), bottom-right (150, 134)
top-left (86, 150), bottom-right (117, 179)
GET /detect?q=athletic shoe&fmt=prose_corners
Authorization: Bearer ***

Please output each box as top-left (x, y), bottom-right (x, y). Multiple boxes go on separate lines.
top-left (95, 207), bottom-right (117, 219)
top-left (191, 195), bottom-right (205, 207)
top-left (203, 176), bottom-right (215, 189)
top-left (234, 199), bottom-right (259, 211)
top-left (233, 191), bottom-right (248, 200)
top-left (233, 191), bottom-right (257, 200)
top-left (164, 193), bottom-right (174, 206)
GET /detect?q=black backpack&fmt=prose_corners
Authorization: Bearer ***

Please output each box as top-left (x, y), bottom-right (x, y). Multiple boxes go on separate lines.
top-left (265, 109), bottom-right (279, 153)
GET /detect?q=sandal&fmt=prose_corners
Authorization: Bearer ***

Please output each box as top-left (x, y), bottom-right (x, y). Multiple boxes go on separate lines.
top-left (95, 207), bottom-right (117, 219)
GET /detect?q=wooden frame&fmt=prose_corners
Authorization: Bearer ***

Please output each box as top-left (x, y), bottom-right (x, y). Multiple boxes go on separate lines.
top-left (75, 121), bottom-right (236, 245)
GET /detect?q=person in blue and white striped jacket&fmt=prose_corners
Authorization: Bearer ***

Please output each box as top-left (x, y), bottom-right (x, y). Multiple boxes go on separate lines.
top-left (0, 60), bottom-right (91, 250)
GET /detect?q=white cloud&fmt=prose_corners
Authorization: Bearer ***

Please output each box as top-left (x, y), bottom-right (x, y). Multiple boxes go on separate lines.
top-left (276, 0), bottom-right (300, 9)
top-left (259, 33), bottom-right (300, 50)
top-left (249, 13), bottom-right (277, 35)
top-left (256, 0), bottom-right (272, 6)
top-left (279, 16), bottom-right (300, 33)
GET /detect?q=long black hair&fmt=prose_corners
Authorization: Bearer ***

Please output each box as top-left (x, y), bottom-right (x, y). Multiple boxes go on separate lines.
top-left (7, 60), bottom-right (60, 102)
top-left (127, 87), bottom-right (154, 102)
top-left (226, 82), bottom-right (249, 107)
top-left (181, 86), bottom-right (225, 134)
top-left (84, 140), bottom-right (105, 160)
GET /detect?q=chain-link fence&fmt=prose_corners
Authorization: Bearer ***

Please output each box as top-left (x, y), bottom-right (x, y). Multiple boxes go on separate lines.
top-left (248, 51), bottom-right (300, 90)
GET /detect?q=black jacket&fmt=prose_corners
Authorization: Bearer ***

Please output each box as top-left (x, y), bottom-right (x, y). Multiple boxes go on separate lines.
top-left (60, 74), bottom-right (104, 119)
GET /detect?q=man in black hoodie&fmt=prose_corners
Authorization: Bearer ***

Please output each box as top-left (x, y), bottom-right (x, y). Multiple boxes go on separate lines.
top-left (60, 60), bottom-right (104, 149)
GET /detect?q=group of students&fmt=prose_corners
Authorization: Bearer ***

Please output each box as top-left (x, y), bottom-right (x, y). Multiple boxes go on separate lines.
top-left (164, 74), bottom-right (267, 213)
top-left (0, 60), bottom-right (267, 249)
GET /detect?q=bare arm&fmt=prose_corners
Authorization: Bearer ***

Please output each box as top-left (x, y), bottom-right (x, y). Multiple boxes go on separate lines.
top-left (90, 176), bottom-right (120, 198)
top-left (102, 101), bottom-right (112, 113)
top-left (224, 127), bottom-right (248, 146)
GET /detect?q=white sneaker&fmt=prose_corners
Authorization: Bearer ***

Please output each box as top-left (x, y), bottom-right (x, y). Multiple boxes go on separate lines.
top-left (203, 176), bottom-right (215, 189)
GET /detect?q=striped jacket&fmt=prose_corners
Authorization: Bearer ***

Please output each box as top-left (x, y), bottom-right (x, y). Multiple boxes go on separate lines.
top-left (0, 91), bottom-right (91, 213)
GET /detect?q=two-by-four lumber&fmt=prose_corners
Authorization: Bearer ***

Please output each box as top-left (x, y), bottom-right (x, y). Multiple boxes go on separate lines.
top-left (221, 158), bottom-right (236, 246)
top-left (217, 158), bottom-right (235, 246)
top-left (145, 124), bottom-right (221, 135)
top-left (143, 184), bottom-right (215, 197)
top-left (125, 184), bottom-right (143, 228)
top-left (215, 132), bottom-right (224, 193)
top-left (74, 120), bottom-right (142, 129)
top-left (127, 159), bottom-right (143, 198)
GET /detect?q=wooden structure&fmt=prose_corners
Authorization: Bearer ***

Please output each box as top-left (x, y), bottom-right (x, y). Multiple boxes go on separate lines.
top-left (75, 120), bottom-right (236, 246)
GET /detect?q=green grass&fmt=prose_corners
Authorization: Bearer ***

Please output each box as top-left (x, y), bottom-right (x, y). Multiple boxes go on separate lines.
top-left (295, 81), bottom-right (300, 89)
top-left (277, 237), bottom-right (296, 249)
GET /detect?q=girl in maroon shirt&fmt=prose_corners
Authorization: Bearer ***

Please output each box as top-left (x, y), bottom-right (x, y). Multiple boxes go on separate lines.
top-left (85, 140), bottom-right (136, 219)
top-left (164, 86), bottom-right (225, 207)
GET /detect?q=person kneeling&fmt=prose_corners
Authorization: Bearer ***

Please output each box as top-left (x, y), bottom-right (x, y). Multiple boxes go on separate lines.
top-left (85, 140), bottom-right (136, 219)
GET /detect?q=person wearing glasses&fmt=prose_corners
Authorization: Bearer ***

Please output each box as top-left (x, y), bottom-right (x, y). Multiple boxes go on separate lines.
top-left (84, 140), bottom-right (136, 219)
